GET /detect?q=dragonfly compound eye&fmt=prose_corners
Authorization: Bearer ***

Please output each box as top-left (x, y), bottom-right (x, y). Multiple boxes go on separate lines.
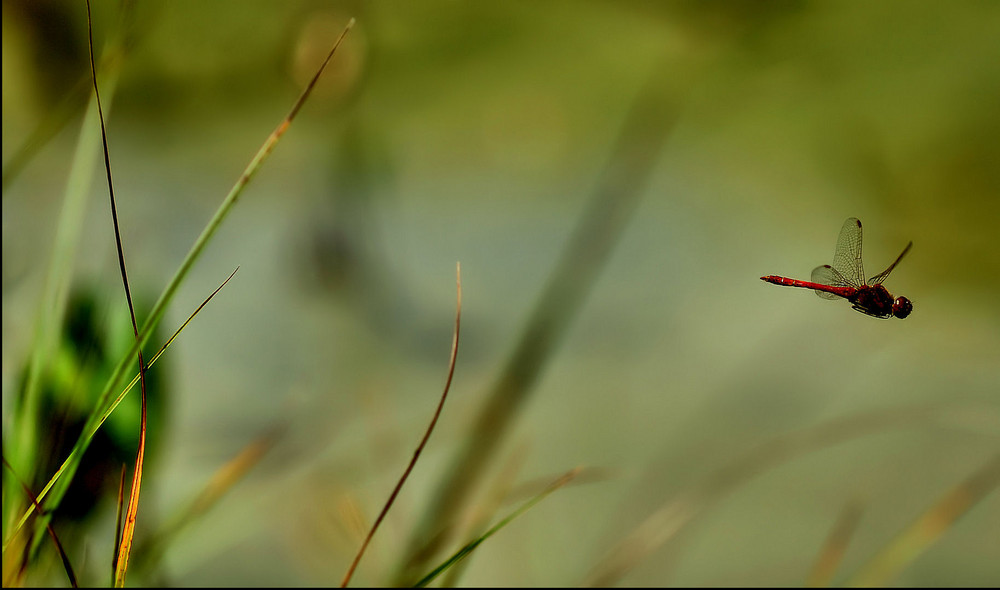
top-left (892, 296), bottom-right (913, 319)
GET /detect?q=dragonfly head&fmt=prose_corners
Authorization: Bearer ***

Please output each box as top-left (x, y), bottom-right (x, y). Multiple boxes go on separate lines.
top-left (892, 296), bottom-right (913, 319)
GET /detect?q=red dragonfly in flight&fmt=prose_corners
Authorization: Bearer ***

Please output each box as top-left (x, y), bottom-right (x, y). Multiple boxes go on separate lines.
top-left (761, 217), bottom-right (913, 319)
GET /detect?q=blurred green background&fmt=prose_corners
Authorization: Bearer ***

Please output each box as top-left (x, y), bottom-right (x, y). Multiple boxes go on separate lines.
top-left (3, 0), bottom-right (999, 586)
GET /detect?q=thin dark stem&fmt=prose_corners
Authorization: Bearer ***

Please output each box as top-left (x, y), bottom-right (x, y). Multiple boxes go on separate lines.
top-left (341, 263), bottom-right (462, 587)
top-left (86, 2), bottom-right (147, 585)
top-left (395, 57), bottom-right (681, 585)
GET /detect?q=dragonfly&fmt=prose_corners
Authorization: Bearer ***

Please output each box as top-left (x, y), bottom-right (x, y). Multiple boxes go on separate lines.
top-left (761, 217), bottom-right (913, 319)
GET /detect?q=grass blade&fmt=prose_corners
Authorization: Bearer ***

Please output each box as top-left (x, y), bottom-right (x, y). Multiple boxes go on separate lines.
top-left (443, 463), bottom-right (611, 587)
top-left (112, 415), bottom-right (145, 587)
top-left (1, 14), bottom-right (124, 545)
top-left (84, 3), bottom-right (148, 583)
top-left (847, 454), bottom-right (1000, 587)
top-left (132, 426), bottom-right (282, 574)
top-left (1, 2), bottom-right (137, 190)
top-left (341, 262), bottom-right (462, 587)
top-left (582, 404), bottom-right (992, 587)
top-left (441, 444), bottom-right (529, 587)
top-left (5, 13), bottom-right (353, 545)
top-left (415, 468), bottom-right (582, 588)
top-left (806, 498), bottom-right (865, 587)
top-left (2, 268), bottom-right (238, 551)
top-left (1, 456), bottom-right (77, 588)
top-left (394, 56), bottom-right (681, 586)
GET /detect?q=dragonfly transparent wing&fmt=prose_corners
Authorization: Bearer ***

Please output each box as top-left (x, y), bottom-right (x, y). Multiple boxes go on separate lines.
top-left (830, 217), bottom-right (865, 288)
top-left (811, 264), bottom-right (852, 299)
top-left (868, 241), bottom-right (912, 285)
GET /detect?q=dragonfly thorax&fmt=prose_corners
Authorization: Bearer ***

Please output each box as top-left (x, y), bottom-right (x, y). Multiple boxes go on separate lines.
top-left (849, 284), bottom-right (911, 319)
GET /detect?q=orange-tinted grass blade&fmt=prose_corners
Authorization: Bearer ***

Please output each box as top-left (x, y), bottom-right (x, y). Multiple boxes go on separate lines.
top-left (3, 268), bottom-right (238, 548)
top-left (174, 428), bottom-right (279, 524)
top-left (504, 466), bottom-right (614, 502)
top-left (131, 427), bottom-right (282, 574)
top-left (341, 262), bottom-right (462, 588)
top-left (414, 468), bottom-right (582, 588)
top-left (87, 0), bottom-right (146, 587)
top-left (232, 16), bottom-right (355, 203)
top-left (108, 269), bottom-right (243, 586)
top-left (112, 398), bottom-right (145, 587)
top-left (112, 464), bottom-right (126, 585)
top-left (1, 456), bottom-right (78, 588)
top-left (847, 454), bottom-right (1000, 587)
top-left (1, 517), bottom-right (28, 586)
top-left (806, 498), bottom-right (865, 587)
top-left (86, 0), bottom-right (148, 584)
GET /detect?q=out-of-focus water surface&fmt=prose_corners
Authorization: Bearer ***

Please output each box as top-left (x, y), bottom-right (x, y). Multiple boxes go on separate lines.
top-left (3, 1), bottom-right (998, 586)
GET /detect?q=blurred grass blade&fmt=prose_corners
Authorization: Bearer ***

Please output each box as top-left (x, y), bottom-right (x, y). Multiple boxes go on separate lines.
top-left (1, 17), bottom-right (123, 543)
top-left (341, 262), bottom-right (462, 588)
top-left (1, 73), bottom-right (94, 191)
top-left (806, 498), bottom-right (865, 587)
top-left (582, 404), bottom-right (990, 587)
top-left (3, 268), bottom-right (238, 551)
top-left (395, 55), bottom-right (682, 586)
top-left (1, 2), bottom-right (137, 190)
top-left (415, 468), bottom-right (582, 588)
top-left (441, 444), bottom-right (529, 587)
top-left (1, 456), bottom-right (77, 588)
top-left (847, 454), bottom-right (1000, 587)
top-left (12, 21), bottom-right (351, 535)
top-left (132, 427), bottom-right (282, 574)
top-left (111, 14), bottom-right (358, 383)
top-left (442, 463), bottom-right (612, 587)
top-left (4, 14), bottom-right (355, 543)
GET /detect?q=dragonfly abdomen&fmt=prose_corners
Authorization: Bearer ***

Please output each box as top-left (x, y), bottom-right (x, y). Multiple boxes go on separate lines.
top-left (760, 275), bottom-right (857, 298)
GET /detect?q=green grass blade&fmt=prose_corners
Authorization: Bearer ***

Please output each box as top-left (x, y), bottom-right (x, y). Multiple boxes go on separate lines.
top-left (394, 58), bottom-right (681, 586)
top-left (4, 15), bottom-right (354, 544)
top-left (414, 468), bottom-right (581, 588)
top-left (84, 2), bottom-right (151, 582)
top-left (1, 71), bottom-right (121, 540)
top-left (2, 268), bottom-right (237, 552)
top-left (2, 456), bottom-right (78, 587)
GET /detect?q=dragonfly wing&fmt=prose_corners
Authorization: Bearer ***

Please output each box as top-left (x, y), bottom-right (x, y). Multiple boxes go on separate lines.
top-left (868, 241), bottom-right (912, 285)
top-left (811, 265), bottom-right (849, 299)
top-left (831, 217), bottom-right (865, 288)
